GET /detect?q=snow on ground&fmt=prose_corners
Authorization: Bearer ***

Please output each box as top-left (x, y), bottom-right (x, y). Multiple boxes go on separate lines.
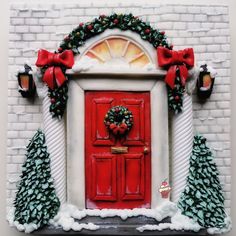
top-left (207, 216), bottom-right (232, 235)
top-left (7, 201), bottom-right (232, 234)
top-left (7, 208), bottom-right (39, 233)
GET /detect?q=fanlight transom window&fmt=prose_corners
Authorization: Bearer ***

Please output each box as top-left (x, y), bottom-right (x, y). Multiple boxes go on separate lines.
top-left (82, 36), bottom-right (152, 68)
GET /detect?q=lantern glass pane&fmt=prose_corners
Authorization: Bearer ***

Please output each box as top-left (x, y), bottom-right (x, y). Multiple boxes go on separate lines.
top-left (20, 75), bottom-right (29, 89)
top-left (202, 74), bottom-right (211, 89)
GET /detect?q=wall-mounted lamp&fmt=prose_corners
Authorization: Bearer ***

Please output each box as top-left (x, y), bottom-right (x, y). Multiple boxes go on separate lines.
top-left (17, 64), bottom-right (36, 98)
top-left (197, 64), bottom-right (216, 99)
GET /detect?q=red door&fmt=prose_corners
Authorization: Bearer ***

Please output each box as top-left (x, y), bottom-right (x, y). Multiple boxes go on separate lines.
top-left (85, 91), bottom-right (151, 209)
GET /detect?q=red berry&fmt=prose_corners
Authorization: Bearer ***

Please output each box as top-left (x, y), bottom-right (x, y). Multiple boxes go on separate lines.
top-left (51, 98), bottom-right (56, 103)
top-left (64, 36), bottom-right (70, 41)
top-left (160, 31), bottom-right (165, 35)
top-left (145, 29), bottom-right (151, 34)
top-left (162, 181), bottom-right (168, 186)
top-left (113, 19), bottom-right (119, 24)
top-left (100, 14), bottom-right (106, 18)
top-left (79, 22), bottom-right (84, 27)
top-left (87, 24), bottom-right (93, 30)
top-left (170, 44), bottom-right (174, 49)
top-left (58, 47), bottom-right (63, 52)
top-left (115, 107), bottom-right (119, 112)
top-left (175, 95), bottom-right (180, 101)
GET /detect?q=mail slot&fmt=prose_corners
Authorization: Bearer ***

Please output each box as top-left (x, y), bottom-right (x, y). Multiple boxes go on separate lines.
top-left (111, 146), bottom-right (128, 154)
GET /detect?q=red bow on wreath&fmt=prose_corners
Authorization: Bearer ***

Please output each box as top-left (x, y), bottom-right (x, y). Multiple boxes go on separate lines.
top-left (157, 47), bottom-right (194, 89)
top-left (35, 49), bottom-right (74, 89)
top-left (109, 123), bottom-right (128, 135)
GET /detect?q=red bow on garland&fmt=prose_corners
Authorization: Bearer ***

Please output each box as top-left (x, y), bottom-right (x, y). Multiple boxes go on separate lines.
top-left (109, 123), bottom-right (128, 135)
top-left (157, 47), bottom-right (194, 89)
top-left (35, 49), bottom-right (74, 89)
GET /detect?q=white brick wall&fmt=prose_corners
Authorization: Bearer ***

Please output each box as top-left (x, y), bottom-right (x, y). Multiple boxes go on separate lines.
top-left (8, 3), bottom-right (231, 213)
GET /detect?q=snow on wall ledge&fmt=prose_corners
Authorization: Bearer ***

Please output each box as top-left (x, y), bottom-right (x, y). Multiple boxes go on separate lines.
top-left (7, 2), bottom-right (231, 215)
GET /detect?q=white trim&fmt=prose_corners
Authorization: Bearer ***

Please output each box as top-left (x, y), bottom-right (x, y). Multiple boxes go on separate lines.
top-left (67, 78), bottom-right (169, 209)
top-left (67, 81), bottom-right (85, 208)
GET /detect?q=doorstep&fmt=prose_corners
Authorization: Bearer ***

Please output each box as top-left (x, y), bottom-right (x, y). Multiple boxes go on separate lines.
top-left (32, 216), bottom-right (208, 236)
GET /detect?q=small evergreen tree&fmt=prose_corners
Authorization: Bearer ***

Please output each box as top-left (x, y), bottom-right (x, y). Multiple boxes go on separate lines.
top-left (14, 130), bottom-right (60, 228)
top-left (178, 135), bottom-right (226, 228)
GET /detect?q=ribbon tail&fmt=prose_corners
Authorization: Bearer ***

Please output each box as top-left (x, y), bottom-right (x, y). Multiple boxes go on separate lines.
top-left (165, 65), bottom-right (177, 89)
top-left (43, 67), bottom-right (55, 89)
top-left (54, 67), bottom-right (67, 87)
top-left (179, 65), bottom-right (188, 86)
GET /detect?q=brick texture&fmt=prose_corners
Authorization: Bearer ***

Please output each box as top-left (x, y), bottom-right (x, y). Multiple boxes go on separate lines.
top-left (8, 3), bottom-right (231, 214)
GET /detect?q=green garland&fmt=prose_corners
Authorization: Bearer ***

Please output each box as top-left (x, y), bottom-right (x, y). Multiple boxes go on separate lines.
top-left (48, 82), bottom-right (68, 119)
top-left (58, 13), bottom-right (171, 53)
top-left (104, 106), bottom-right (133, 135)
top-left (49, 13), bottom-right (174, 119)
top-left (43, 13), bottom-right (187, 117)
top-left (167, 70), bottom-right (185, 114)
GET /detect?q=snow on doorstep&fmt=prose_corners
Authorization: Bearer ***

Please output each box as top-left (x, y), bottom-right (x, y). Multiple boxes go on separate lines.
top-left (50, 201), bottom-right (177, 232)
top-left (137, 210), bottom-right (202, 233)
top-left (7, 201), bottom-right (232, 234)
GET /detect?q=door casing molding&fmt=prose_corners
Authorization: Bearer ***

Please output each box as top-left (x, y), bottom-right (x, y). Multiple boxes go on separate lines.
top-left (67, 77), bottom-right (169, 209)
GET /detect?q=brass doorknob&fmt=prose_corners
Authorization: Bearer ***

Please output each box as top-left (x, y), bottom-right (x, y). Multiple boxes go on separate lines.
top-left (143, 147), bottom-right (149, 154)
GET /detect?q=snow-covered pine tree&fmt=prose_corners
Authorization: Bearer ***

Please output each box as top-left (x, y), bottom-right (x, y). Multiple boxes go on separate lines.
top-left (14, 129), bottom-right (60, 229)
top-left (178, 135), bottom-right (226, 228)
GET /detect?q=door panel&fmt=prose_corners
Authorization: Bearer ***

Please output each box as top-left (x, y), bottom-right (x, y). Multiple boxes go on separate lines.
top-left (121, 99), bottom-right (145, 146)
top-left (92, 97), bottom-right (115, 146)
top-left (121, 154), bottom-right (145, 200)
top-left (85, 91), bottom-right (151, 209)
top-left (91, 155), bottom-right (117, 201)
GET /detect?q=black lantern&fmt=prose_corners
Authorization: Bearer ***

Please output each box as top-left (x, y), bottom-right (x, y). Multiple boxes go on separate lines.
top-left (197, 64), bottom-right (215, 99)
top-left (17, 64), bottom-right (36, 98)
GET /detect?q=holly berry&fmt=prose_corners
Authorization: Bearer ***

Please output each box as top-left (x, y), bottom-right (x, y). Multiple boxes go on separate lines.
top-left (100, 14), bottom-right (106, 18)
top-left (145, 29), bottom-right (151, 34)
top-left (58, 47), bottom-right (63, 52)
top-left (79, 22), bottom-right (84, 27)
top-left (160, 31), bottom-right (165, 35)
top-left (175, 95), bottom-right (180, 101)
top-left (51, 98), bottom-right (56, 104)
top-left (170, 44), bottom-right (174, 49)
top-left (64, 35), bottom-right (70, 41)
top-left (113, 19), bottom-right (119, 24)
top-left (87, 24), bottom-right (93, 30)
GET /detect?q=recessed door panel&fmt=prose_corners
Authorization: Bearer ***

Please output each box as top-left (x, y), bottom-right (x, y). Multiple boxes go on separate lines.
top-left (121, 154), bottom-right (145, 200)
top-left (91, 155), bottom-right (117, 201)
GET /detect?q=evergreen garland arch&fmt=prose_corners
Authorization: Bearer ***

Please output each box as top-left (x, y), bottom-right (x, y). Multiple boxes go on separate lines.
top-left (47, 13), bottom-right (184, 118)
top-left (58, 13), bottom-right (171, 54)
